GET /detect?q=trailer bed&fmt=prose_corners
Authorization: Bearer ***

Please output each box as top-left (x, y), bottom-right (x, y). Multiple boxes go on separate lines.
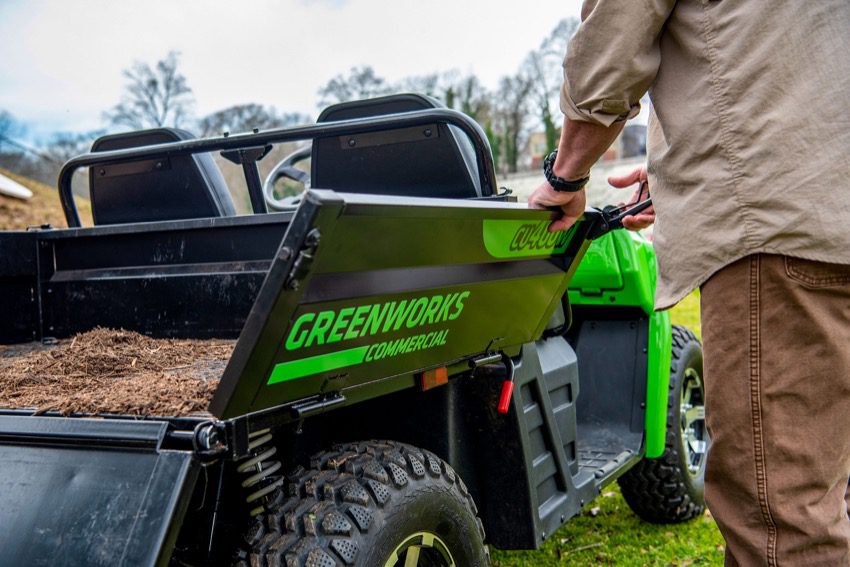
top-left (0, 328), bottom-right (233, 416)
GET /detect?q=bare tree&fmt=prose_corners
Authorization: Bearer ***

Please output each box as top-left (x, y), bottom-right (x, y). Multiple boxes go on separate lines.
top-left (198, 104), bottom-right (310, 137)
top-left (493, 75), bottom-right (534, 174)
top-left (388, 71), bottom-right (491, 121)
top-left (445, 74), bottom-right (491, 122)
top-left (317, 66), bottom-right (390, 107)
top-left (44, 131), bottom-right (104, 163)
top-left (523, 18), bottom-right (580, 155)
top-left (0, 111), bottom-right (57, 184)
top-left (395, 73), bottom-right (442, 99)
top-left (104, 51), bottom-right (194, 130)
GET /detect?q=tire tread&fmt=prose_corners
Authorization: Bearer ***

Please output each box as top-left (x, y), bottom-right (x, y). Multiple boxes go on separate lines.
top-left (239, 440), bottom-right (488, 566)
top-left (618, 325), bottom-right (706, 524)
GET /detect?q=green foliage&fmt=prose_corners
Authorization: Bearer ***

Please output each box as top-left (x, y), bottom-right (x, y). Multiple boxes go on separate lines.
top-left (542, 105), bottom-right (559, 156)
top-left (444, 86), bottom-right (456, 111)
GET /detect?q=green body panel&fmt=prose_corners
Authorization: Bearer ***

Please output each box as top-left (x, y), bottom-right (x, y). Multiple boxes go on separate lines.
top-left (569, 230), bottom-right (671, 458)
top-left (646, 309), bottom-right (672, 458)
top-left (567, 231), bottom-right (624, 292)
top-left (569, 230), bottom-right (656, 313)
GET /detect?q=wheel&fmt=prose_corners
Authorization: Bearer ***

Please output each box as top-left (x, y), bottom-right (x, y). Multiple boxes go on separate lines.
top-left (237, 440), bottom-right (489, 566)
top-left (263, 145), bottom-right (311, 211)
top-left (618, 325), bottom-right (708, 523)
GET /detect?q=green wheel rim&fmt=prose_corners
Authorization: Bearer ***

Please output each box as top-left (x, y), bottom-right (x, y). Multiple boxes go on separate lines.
top-left (384, 531), bottom-right (455, 567)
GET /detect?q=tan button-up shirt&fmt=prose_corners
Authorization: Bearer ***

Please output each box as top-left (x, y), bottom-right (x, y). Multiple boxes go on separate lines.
top-left (561, 0), bottom-right (850, 309)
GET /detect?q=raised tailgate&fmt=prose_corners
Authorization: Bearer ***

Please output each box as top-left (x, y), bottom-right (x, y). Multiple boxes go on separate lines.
top-left (211, 190), bottom-right (598, 418)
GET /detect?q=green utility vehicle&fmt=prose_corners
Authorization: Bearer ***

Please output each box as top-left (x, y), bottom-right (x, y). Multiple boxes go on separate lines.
top-left (0, 94), bottom-right (707, 566)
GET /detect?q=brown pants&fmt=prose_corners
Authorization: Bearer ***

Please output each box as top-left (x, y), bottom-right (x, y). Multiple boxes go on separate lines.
top-left (701, 254), bottom-right (850, 566)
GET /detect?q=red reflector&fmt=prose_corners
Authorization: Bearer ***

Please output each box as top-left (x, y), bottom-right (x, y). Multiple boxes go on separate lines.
top-left (497, 380), bottom-right (514, 414)
top-left (421, 367), bottom-right (449, 391)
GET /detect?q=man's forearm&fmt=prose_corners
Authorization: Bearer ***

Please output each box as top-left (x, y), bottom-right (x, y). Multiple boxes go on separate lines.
top-left (552, 118), bottom-right (625, 180)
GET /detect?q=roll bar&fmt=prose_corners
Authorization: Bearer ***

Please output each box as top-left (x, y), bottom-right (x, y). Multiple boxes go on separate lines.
top-left (58, 109), bottom-right (498, 228)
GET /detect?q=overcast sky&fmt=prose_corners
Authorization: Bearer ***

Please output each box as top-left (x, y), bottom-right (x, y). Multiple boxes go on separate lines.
top-left (0, 0), bottom-right (584, 141)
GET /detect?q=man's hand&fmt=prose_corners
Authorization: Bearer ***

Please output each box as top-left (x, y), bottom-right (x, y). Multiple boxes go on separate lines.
top-left (608, 166), bottom-right (655, 230)
top-left (528, 182), bottom-right (587, 232)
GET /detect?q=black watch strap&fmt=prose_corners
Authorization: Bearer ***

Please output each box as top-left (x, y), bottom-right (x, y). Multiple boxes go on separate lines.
top-left (543, 150), bottom-right (589, 193)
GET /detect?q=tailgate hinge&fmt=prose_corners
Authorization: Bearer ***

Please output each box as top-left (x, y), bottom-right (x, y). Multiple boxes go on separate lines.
top-left (285, 229), bottom-right (321, 290)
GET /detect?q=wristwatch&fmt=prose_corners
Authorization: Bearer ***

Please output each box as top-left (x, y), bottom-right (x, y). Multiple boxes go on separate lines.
top-left (543, 150), bottom-right (589, 193)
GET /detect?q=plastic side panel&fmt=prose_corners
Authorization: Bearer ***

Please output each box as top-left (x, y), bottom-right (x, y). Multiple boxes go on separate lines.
top-left (490, 340), bottom-right (595, 549)
top-left (0, 419), bottom-right (196, 567)
top-left (211, 192), bottom-right (596, 419)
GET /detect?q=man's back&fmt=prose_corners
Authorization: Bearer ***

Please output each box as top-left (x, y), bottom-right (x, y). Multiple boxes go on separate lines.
top-left (562, 0), bottom-right (850, 307)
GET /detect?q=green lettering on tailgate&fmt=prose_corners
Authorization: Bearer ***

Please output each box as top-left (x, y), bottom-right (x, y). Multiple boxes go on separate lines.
top-left (483, 219), bottom-right (575, 258)
top-left (271, 290), bottom-right (475, 385)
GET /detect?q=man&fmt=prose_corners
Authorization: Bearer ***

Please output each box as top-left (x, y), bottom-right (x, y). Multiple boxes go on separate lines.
top-left (529, 1), bottom-right (850, 565)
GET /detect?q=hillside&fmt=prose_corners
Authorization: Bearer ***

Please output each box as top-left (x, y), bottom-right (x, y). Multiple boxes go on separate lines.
top-left (0, 168), bottom-right (92, 230)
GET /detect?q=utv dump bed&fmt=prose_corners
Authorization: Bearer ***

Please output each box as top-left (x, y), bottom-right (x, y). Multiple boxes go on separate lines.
top-left (0, 186), bottom-right (599, 565)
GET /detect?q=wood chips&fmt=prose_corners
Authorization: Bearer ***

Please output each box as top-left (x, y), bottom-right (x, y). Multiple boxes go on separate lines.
top-left (0, 328), bottom-right (234, 417)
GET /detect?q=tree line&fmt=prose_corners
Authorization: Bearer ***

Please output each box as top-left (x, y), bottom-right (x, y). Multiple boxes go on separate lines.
top-left (0, 18), bottom-right (577, 187)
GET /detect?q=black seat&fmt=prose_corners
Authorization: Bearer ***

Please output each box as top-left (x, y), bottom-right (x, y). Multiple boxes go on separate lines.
top-left (311, 94), bottom-right (487, 199)
top-left (88, 128), bottom-right (236, 225)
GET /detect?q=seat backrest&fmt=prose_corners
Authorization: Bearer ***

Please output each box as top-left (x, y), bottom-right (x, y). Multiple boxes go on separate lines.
top-left (311, 94), bottom-right (487, 199)
top-left (88, 128), bottom-right (236, 225)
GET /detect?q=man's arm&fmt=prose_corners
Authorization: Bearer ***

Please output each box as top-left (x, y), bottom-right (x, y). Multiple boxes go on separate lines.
top-left (553, 118), bottom-right (625, 180)
top-left (530, 0), bottom-right (676, 231)
top-left (528, 118), bottom-right (624, 232)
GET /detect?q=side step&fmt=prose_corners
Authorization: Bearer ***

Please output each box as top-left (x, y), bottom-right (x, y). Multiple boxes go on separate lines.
top-left (482, 336), bottom-right (645, 549)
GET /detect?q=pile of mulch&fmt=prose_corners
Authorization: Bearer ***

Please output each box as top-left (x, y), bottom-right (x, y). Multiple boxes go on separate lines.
top-left (0, 328), bottom-right (234, 416)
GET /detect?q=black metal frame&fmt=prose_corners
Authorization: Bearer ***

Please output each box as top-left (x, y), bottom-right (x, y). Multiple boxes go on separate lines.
top-left (58, 109), bottom-right (499, 227)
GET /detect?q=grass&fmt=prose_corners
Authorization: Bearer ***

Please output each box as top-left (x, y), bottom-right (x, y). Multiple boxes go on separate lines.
top-left (492, 291), bottom-right (724, 566)
top-left (491, 486), bottom-right (723, 566)
top-left (669, 291), bottom-right (701, 341)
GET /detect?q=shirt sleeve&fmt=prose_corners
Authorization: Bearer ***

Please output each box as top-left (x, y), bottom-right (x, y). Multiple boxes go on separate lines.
top-left (561, 0), bottom-right (677, 127)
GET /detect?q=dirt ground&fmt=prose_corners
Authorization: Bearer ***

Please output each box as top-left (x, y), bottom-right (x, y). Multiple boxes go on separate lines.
top-left (0, 167), bottom-right (92, 230)
top-left (0, 328), bottom-right (234, 416)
